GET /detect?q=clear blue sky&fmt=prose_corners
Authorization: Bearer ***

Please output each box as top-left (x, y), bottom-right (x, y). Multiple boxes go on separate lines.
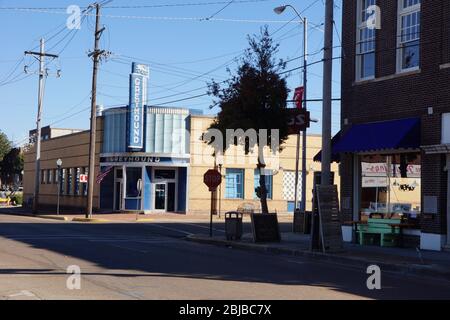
top-left (0, 0), bottom-right (342, 147)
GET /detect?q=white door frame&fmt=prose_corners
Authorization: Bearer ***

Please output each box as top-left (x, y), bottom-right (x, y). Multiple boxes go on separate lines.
top-left (447, 154), bottom-right (450, 246)
top-left (152, 168), bottom-right (178, 212)
top-left (153, 182), bottom-right (167, 212)
top-left (353, 155), bottom-right (361, 221)
top-left (113, 166), bottom-right (124, 212)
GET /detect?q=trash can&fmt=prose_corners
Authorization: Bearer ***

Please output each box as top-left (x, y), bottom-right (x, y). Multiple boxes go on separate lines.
top-left (225, 211), bottom-right (243, 240)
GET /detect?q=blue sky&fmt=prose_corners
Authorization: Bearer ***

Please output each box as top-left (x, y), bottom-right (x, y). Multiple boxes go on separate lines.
top-left (0, 0), bottom-right (342, 147)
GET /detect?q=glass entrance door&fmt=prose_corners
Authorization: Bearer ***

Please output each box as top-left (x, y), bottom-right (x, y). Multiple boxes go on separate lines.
top-left (114, 167), bottom-right (124, 212)
top-left (155, 183), bottom-right (166, 211)
top-left (153, 168), bottom-right (177, 212)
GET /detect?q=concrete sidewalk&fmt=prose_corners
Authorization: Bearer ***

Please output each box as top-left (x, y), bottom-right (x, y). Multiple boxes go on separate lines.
top-left (0, 206), bottom-right (293, 223)
top-left (187, 232), bottom-right (450, 282)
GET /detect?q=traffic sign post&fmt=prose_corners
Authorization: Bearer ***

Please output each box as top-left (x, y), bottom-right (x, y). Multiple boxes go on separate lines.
top-left (204, 169), bottom-right (222, 237)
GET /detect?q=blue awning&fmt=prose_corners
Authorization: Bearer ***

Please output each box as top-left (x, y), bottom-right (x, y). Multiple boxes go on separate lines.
top-left (334, 118), bottom-right (421, 153)
top-left (314, 118), bottom-right (421, 162)
top-left (313, 132), bottom-right (342, 162)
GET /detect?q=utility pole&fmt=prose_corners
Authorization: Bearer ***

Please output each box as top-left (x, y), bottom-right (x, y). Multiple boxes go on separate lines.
top-left (25, 39), bottom-right (59, 214)
top-left (300, 17), bottom-right (308, 212)
top-left (86, 3), bottom-right (108, 218)
top-left (274, 5), bottom-right (309, 213)
top-left (321, 0), bottom-right (334, 186)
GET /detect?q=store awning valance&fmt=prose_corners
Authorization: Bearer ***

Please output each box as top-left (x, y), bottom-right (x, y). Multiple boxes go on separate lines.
top-left (335, 118), bottom-right (421, 153)
top-left (313, 131), bottom-right (342, 162)
top-left (313, 118), bottom-right (421, 162)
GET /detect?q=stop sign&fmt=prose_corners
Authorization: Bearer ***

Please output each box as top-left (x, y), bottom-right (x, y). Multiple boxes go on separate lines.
top-left (203, 169), bottom-right (222, 192)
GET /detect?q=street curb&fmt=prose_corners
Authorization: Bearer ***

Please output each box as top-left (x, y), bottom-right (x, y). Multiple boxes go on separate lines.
top-left (36, 215), bottom-right (69, 221)
top-left (0, 209), bottom-right (70, 221)
top-left (186, 235), bottom-right (450, 282)
top-left (72, 217), bottom-right (109, 223)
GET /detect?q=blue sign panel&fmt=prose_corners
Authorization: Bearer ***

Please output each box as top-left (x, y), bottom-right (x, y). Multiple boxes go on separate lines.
top-left (128, 73), bottom-right (145, 149)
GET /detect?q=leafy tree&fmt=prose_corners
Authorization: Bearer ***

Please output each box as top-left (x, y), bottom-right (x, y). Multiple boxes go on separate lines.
top-left (0, 131), bottom-right (12, 187)
top-left (1, 148), bottom-right (23, 187)
top-left (0, 131), bottom-right (11, 162)
top-left (207, 27), bottom-right (290, 214)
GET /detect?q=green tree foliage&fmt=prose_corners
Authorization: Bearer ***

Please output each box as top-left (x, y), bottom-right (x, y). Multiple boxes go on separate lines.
top-left (207, 27), bottom-right (290, 214)
top-left (0, 131), bottom-right (11, 162)
top-left (1, 148), bottom-right (23, 186)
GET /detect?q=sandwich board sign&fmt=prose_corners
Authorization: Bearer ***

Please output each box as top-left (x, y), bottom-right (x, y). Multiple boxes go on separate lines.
top-left (315, 184), bottom-right (343, 253)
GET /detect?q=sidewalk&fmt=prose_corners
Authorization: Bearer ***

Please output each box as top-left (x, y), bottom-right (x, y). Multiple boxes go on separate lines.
top-left (0, 206), bottom-right (294, 223)
top-left (187, 232), bottom-right (450, 282)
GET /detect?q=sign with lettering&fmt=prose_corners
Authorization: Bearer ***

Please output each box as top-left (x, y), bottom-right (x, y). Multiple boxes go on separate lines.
top-left (361, 162), bottom-right (421, 178)
top-left (316, 185), bottom-right (343, 253)
top-left (80, 174), bottom-right (88, 183)
top-left (203, 169), bottom-right (222, 192)
top-left (287, 109), bottom-right (310, 134)
top-left (251, 213), bottom-right (281, 243)
top-left (128, 63), bottom-right (149, 150)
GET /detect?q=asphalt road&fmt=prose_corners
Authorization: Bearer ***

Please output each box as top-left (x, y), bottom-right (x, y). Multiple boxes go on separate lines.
top-left (0, 213), bottom-right (449, 300)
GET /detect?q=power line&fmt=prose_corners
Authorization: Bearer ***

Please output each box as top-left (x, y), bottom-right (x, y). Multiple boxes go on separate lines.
top-left (0, 1), bottom-right (271, 11)
top-left (203, 0), bottom-right (234, 20)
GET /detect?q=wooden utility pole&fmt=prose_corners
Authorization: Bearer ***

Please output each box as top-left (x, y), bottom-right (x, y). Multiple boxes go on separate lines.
top-left (25, 39), bottom-right (59, 214)
top-left (86, 3), bottom-right (108, 218)
top-left (321, 0), bottom-right (334, 186)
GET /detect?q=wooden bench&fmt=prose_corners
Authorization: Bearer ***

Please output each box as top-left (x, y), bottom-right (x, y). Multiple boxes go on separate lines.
top-left (357, 218), bottom-right (402, 247)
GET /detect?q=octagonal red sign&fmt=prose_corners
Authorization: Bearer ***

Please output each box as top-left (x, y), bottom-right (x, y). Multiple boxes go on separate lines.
top-left (203, 169), bottom-right (222, 191)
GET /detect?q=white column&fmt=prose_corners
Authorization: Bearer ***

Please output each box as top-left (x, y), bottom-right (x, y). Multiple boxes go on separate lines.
top-left (353, 155), bottom-right (360, 221)
top-left (447, 154), bottom-right (450, 247)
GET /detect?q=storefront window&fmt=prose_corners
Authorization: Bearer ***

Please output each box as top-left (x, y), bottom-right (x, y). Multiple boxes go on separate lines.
top-left (154, 169), bottom-right (176, 180)
top-left (225, 169), bottom-right (244, 199)
top-left (61, 169), bottom-right (66, 195)
top-left (83, 167), bottom-right (88, 196)
top-left (254, 170), bottom-right (273, 199)
top-left (75, 168), bottom-right (81, 196)
top-left (67, 168), bottom-right (73, 195)
top-left (126, 167), bottom-right (142, 198)
top-left (360, 153), bottom-right (421, 222)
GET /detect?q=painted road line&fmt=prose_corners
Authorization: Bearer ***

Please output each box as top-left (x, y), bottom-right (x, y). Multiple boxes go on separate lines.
top-left (182, 222), bottom-right (226, 233)
top-left (142, 223), bottom-right (193, 236)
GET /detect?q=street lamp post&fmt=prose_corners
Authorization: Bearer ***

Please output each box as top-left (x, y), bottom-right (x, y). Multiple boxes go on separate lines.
top-left (56, 159), bottom-right (62, 215)
top-left (274, 5), bottom-right (308, 212)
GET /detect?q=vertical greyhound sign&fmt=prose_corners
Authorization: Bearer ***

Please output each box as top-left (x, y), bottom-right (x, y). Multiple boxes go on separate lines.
top-left (128, 63), bottom-right (149, 150)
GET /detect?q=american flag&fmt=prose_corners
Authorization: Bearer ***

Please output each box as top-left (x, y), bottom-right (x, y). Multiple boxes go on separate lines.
top-left (96, 166), bottom-right (114, 184)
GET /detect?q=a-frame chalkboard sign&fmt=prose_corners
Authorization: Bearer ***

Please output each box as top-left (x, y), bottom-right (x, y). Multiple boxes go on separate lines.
top-left (315, 185), bottom-right (344, 253)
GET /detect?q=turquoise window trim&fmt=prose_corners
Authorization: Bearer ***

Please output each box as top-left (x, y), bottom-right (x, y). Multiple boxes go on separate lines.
top-left (225, 168), bottom-right (245, 199)
top-left (254, 170), bottom-right (273, 200)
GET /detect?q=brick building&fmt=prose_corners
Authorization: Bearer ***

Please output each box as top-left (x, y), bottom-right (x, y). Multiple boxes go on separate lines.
top-left (333, 0), bottom-right (450, 251)
top-left (23, 62), bottom-right (340, 216)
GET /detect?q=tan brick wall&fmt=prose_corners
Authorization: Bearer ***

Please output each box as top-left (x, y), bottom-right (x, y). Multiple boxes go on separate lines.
top-left (188, 115), bottom-right (340, 215)
top-left (23, 119), bottom-right (103, 211)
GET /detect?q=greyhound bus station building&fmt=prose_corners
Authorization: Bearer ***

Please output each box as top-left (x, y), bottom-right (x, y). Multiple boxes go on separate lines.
top-left (23, 63), bottom-right (340, 215)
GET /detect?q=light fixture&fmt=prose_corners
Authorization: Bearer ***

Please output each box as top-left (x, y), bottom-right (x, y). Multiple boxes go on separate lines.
top-left (56, 159), bottom-right (62, 167)
top-left (273, 5), bottom-right (287, 15)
